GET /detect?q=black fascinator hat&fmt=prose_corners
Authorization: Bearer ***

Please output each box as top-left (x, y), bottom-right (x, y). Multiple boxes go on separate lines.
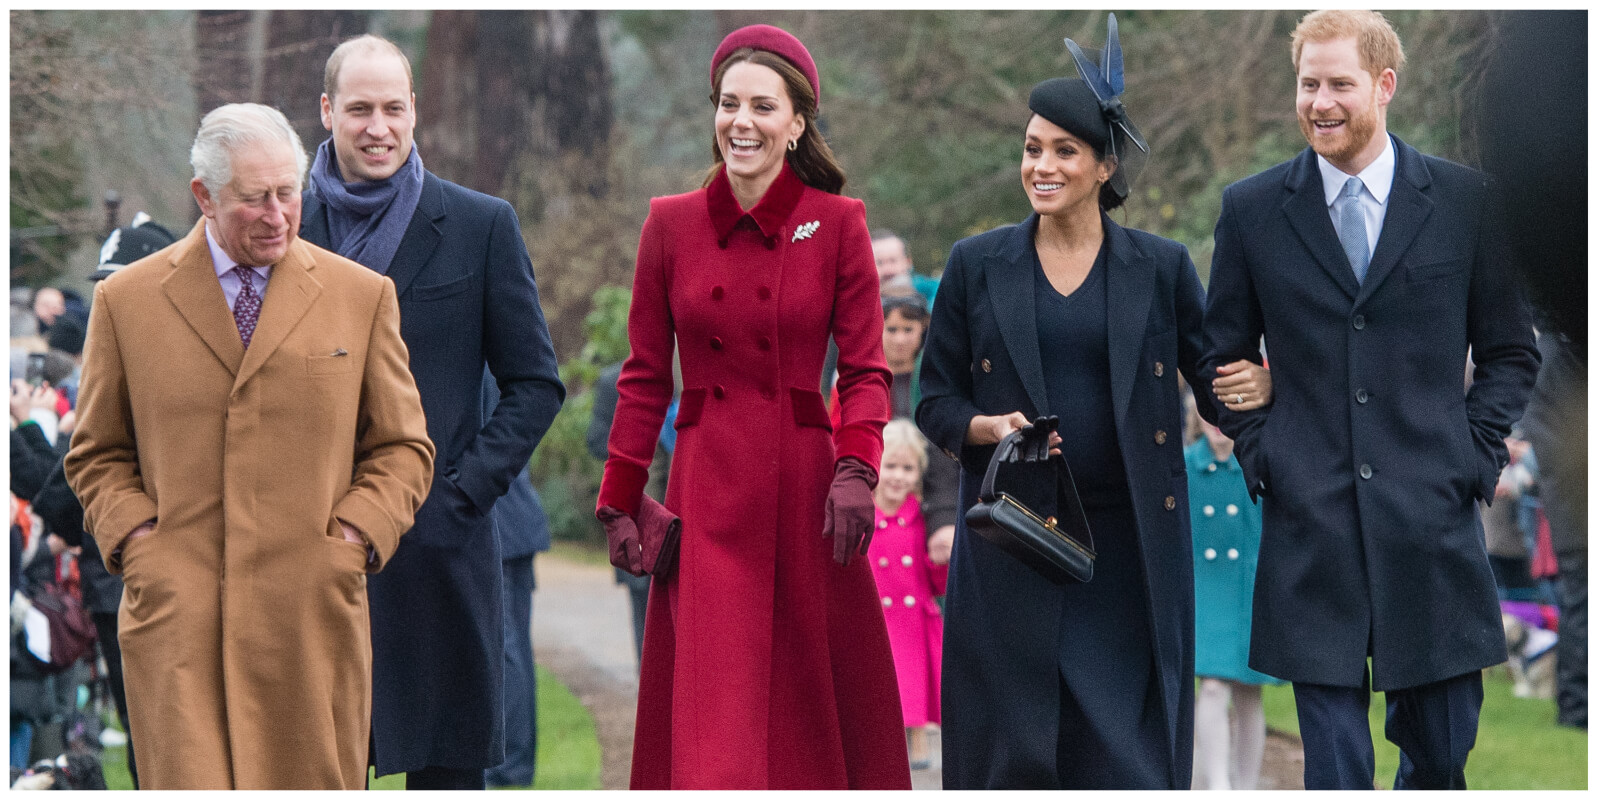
top-left (1027, 13), bottom-right (1148, 203)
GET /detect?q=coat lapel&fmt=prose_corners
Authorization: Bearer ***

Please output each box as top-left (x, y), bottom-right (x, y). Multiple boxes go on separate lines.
top-left (1357, 137), bottom-right (1433, 305)
top-left (381, 172), bottom-right (445, 299)
top-left (233, 239), bottom-right (322, 390)
top-left (986, 215), bottom-right (1050, 419)
top-left (1281, 149), bottom-right (1361, 300)
top-left (1103, 216), bottom-right (1153, 432)
top-left (160, 220), bottom-right (245, 377)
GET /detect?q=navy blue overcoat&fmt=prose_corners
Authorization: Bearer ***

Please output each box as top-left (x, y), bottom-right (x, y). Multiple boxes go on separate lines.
top-left (1201, 137), bottom-right (1539, 692)
top-left (916, 213), bottom-right (1215, 788)
top-left (302, 171), bottom-right (565, 775)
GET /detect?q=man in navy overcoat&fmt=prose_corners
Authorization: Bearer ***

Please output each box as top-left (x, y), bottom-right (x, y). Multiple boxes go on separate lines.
top-left (1201, 10), bottom-right (1538, 790)
top-left (301, 36), bottom-right (564, 788)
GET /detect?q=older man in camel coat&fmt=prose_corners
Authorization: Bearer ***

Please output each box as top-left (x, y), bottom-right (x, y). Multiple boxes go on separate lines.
top-left (65, 103), bottom-right (434, 789)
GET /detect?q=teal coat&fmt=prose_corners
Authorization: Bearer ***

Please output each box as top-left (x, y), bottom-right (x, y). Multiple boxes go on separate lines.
top-left (1186, 441), bottom-right (1280, 685)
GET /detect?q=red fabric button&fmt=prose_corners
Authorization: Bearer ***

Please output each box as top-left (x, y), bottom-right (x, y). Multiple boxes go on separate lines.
top-left (713, 385), bottom-right (726, 399)
top-left (757, 336), bottom-right (772, 351)
top-left (711, 286), bottom-right (724, 300)
top-left (757, 287), bottom-right (772, 301)
top-left (710, 337), bottom-right (723, 350)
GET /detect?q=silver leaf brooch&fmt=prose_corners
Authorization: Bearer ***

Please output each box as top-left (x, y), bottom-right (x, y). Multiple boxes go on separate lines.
top-left (791, 220), bottom-right (820, 243)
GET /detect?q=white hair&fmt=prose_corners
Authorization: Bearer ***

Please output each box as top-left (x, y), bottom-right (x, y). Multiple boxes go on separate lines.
top-left (190, 103), bottom-right (308, 195)
top-left (881, 419), bottom-right (929, 473)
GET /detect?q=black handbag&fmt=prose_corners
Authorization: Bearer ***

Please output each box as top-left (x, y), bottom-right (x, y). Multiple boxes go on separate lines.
top-left (964, 429), bottom-right (1096, 584)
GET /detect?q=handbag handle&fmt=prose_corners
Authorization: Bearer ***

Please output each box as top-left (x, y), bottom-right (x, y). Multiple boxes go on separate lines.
top-left (977, 429), bottom-right (1024, 503)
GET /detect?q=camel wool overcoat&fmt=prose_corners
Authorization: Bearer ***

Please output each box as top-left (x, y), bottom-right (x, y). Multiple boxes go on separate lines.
top-left (65, 220), bottom-right (434, 789)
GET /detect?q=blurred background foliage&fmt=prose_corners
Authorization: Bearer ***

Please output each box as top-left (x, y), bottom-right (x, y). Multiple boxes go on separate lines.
top-left (9, 9), bottom-right (1523, 542)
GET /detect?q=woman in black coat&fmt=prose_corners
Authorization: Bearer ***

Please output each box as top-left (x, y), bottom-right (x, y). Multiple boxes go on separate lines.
top-left (915, 18), bottom-right (1271, 789)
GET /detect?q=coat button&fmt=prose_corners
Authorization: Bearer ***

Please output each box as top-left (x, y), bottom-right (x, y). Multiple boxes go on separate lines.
top-left (903, 596), bottom-right (916, 607)
top-left (901, 555), bottom-right (913, 567)
top-left (882, 596), bottom-right (892, 607)
top-left (1356, 388), bottom-right (1369, 404)
top-left (1360, 463), bottom-right (1373, 480)
top-left (711, 286), bottom-right (724, 300)
top-left (1227, 548), bottom-right (1240, 560)
top-left (1352, 314), bottom-right (1366, 330)
top-left (878, 557), bottom-right (889, 567)
top-left (712, 385), bottom-right (725, 399)
top-left (1153, 361), bottom-right (1164, 377)
top-left (1203, 505), bottom-right (1215, 517)
top-left (1226, 503), bottom-right (1239, 515)
top-left (1164, 496), bottom-right (1176, 511)
top-left (1206, 463), bottom-right (1217, 473)
top-left (981, 359), bottom-right (992, 373)
top-left (710, 336), bottom-right (723, 351)
top-left (1154, 430), bottom-right (1167, 445)
top-left (757, 336), bottom-right (772, 351)
top-left (877, 519), bottom-right (888, 529)
top-left (757, 286), bottom-right (772, 301)
top-left (943, 448), bottom-right (958, 461)
top-left (1204, 547), bottom-right (1217, 561)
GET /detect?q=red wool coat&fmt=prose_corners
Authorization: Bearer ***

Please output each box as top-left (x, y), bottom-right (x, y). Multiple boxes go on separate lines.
top-left (599, 163), bottom-right (910, 789)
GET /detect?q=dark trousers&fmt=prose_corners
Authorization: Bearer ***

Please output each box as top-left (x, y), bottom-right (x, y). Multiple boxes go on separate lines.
top-left (486, 555), bottom-right (537, 787)
top-left (407, 765), bottom-right (485, 790)
top-left (1554, 555), bottom-right (1587, 728)
top-left (1294, 670), bottom-right (1483, 789)
top-left (91, 612), bottom-right (134, 789)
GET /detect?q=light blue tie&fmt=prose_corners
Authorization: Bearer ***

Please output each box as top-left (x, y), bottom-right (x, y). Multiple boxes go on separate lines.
top-left (1338, 176), bottom-right (1369, 284)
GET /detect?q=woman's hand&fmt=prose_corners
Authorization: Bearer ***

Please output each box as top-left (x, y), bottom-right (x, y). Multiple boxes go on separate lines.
top-left (964, 412), bottom-right (1062, 453)
top-left (1212, 360), bottom-right (1272, 412)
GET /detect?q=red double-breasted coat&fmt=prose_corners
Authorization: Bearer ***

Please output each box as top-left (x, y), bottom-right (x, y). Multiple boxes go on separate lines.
top-left (598, 164), bottom-right (910, 789)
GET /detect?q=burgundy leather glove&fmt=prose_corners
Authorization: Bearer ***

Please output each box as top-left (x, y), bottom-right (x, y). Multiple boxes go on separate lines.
top-left (822, 457), bottom-right (878, 565)
top-left (597, 505), bottom-right (644, 576)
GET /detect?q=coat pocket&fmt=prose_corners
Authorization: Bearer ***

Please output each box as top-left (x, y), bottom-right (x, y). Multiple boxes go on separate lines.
top-left (790, 387), bottom-right (831, 430)
top-left (674, 387), bottom-right (706, 430)
top-left (307, 352), bottom-right (357, 376)
top-left (1406, 256), bottom-right (1468, 283)
top-left (409, 272), bottom-right (477, 301)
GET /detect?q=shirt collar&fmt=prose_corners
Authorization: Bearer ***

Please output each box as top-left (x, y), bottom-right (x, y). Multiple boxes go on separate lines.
top-left (706, 161), bottom-right (806, 247)
top-left (204, 222), bottom-right (271, 279)
top-left (1318, 134), bottom-right (1396, 208)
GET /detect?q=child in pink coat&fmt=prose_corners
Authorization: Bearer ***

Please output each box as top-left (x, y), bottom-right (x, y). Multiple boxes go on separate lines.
top-left (869, 419), bottom-right (948, 770)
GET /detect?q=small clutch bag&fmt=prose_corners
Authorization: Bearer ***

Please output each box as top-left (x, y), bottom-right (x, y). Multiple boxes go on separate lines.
top-left (963, 429), bottom-right (1095, 584)
top-left (636, 495), bottom-right (682, 577)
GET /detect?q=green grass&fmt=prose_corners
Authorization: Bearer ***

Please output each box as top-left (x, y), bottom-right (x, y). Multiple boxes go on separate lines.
top-left (98, 664), bottom-right (601, 790)
top-left (1260, 667), bottom-right (1587, 789)
top-left (548, 539), bottom-right (613, 570)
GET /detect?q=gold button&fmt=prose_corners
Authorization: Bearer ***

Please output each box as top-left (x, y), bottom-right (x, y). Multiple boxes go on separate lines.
top-left (1153, 361), bottom-right (1164, 377)
top-left (1154, 430), bottom-right (1167, 445)
top-left (1164, 496), bottom-right (1176, 511)
top-left (981, 359), bottom-right (992, 373)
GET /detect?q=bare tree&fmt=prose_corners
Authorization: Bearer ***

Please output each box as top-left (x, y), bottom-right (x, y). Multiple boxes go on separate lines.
top-left (263, 10), bottom-right (370, 150)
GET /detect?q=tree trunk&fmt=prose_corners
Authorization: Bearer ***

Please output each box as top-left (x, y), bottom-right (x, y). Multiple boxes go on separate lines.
top-left (194, 10), bottom-right (255, 115)
top-left (416, 10), bottom-right (478, 187)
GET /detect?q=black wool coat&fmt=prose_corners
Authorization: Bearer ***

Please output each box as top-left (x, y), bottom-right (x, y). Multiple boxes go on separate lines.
top-left (1201, 137), bottom-right (1539, 692)
top-left (917, 213), bottom-right (1215, 788)
top-left (302, 171), bottom-right (565, 775)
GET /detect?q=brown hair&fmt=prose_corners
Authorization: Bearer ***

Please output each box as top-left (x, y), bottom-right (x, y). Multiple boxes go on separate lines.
top-left (702, 48), bottom-right (846, 194)
top-left (325, 34), bottom-right (414, 100)
top-left (1291, 10), bottom-right (1406, 78)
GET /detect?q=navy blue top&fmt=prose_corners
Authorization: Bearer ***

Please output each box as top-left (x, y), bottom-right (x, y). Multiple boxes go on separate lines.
top-left (1035, 241), bottom-right (1128, 499)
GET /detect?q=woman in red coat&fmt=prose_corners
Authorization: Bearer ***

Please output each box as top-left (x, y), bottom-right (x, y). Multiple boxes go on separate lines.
top-left (596, 24), bottom-right (911, 790)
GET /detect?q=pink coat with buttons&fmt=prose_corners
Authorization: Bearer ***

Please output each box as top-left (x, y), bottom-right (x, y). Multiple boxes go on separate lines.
top-left (868, 493), bottom-right (947, 727)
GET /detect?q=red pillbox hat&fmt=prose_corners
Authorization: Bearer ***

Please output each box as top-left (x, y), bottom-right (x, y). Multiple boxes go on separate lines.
top-left (711, 24), bottom-right (820, 107)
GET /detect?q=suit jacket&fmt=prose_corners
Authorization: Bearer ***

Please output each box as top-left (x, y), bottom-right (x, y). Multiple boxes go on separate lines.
top-left (64, 220), bottom-right (433, 789)
top-left (1202, 137), bottom-right (1540, 691)
top-left (301, 170), bottom-right (565, 774)
top-left (916, 213), bottom-right (1214, 788)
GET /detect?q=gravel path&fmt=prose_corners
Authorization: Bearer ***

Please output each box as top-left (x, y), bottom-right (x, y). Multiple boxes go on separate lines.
top-left (533, 552), bottom-right (1303, 790)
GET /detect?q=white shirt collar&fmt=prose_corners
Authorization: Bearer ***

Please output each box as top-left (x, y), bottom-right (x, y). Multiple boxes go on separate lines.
top-left (1318, 134), bottom-right (1396, 207)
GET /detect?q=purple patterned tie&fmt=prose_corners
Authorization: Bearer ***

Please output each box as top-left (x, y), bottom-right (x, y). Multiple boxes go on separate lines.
top-left (232, 266), bottom-right (261, 348)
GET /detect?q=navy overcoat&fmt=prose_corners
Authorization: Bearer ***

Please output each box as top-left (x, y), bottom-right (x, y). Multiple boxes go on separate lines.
top-left (1201, 137), bottom-right (1539, 692)
top-left (916, 213), bottom-right (1215, 788)
top-left (302, 171), bottom-right (565, 775)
